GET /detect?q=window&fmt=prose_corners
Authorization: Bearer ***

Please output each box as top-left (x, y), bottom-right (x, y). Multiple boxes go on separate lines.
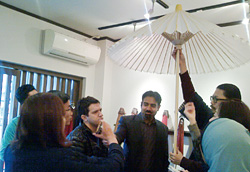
top-left (0, 67), bottom-right (20, 140)
top-left (0, 61), bottom-right (84, 140)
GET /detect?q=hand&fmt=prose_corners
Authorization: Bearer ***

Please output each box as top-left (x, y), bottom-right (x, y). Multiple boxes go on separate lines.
top-left (93, 120), bottom-right (118, 145)
top-left (102, 139), bottom-right (109, 147)
top-left (169, 149), bottom-right (183, 165)
top-left (172, 47), bottom-right (187, 74)
top-left (184, 102), bottom-right (196, 125)
top-left (172, 47), bottom-right (186, 65)
top-left (209, 116), bottom-right (218, 122)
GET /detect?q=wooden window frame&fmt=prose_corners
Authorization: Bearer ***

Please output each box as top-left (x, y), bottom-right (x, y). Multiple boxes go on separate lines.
top-left (0, 60), bottom-right (84, 135)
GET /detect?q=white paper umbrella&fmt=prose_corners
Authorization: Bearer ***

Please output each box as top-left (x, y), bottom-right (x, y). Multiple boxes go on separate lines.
top-left (108, 4), bottom-right (250, 153)
top-left (109, 5), bottom-right (250, 74)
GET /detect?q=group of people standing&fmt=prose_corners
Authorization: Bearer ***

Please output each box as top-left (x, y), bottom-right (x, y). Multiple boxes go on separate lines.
top-left (1, 48), bottom-right (250, 172)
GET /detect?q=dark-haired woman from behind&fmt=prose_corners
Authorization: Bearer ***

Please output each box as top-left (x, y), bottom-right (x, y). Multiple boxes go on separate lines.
top-left (218, 99), bottom-right (250, 131)
top-left (4, 93), bottom-right (124, 172)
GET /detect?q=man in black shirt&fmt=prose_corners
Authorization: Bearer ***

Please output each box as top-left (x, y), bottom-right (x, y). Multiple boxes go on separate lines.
top-left (115, 91), bottom-right (170, 172)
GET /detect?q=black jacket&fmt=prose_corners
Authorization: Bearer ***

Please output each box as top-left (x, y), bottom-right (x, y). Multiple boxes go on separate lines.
top-left (4, 143), bottom-right (124, 172)
top-left (115, 113), bottom-right (169, 172)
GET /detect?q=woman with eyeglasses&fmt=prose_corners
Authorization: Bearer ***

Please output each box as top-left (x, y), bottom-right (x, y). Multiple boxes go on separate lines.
top-left (47, 90), bottom-right (74, 136)
top-left (4, 93), bottom-right (124, 172)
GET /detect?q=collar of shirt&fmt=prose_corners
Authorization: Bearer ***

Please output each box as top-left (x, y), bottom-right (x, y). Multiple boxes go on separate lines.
top-left (138, 113), bottom-right (156, 126)
top-left (82, 123), bottom-right (99, 142)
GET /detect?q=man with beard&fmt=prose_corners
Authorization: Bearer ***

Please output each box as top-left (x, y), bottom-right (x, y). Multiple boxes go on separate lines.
top-left (115, 91), bottom-right (169, 172)
top-left (169, 48), bottom-right (242, 172)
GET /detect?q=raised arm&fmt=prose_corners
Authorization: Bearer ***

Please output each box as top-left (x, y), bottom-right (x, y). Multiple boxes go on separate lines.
top-left (172, 48), bottom-right (195, 102)
top-left (172, 48), bottom-right (213, 130)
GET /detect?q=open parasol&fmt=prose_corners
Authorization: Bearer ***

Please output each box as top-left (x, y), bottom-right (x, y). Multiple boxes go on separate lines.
top-left (108, 4), bottom-right (250, 154)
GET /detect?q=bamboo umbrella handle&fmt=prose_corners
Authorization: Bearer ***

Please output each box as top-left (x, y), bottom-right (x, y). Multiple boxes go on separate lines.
top-left (173, 47), bottom-right (180, 154)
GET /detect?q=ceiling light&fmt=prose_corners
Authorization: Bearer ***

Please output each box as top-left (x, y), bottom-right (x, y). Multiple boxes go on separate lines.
top-left (144, 13), bottom-right (150, 19)
top-left (144, 0), bottom-right (155, 19)
top-left (242, 0), bottom-right (250, 26)
top-left (144, 8), bottom-right (154, 19)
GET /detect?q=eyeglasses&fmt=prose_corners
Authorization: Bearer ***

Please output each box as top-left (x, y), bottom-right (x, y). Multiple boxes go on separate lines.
top-left (210, 96), bottom-right (227, 103)
top-left (70, 103), bottom-right (75, 110)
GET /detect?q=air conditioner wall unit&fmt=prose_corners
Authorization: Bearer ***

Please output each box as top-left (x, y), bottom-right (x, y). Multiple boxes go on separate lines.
top-left (42, 29), bottom-right (101, 65)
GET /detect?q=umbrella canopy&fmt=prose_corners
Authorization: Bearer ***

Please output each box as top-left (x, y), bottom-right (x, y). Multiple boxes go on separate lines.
top-left (109, 5), bottom-right (250, 74)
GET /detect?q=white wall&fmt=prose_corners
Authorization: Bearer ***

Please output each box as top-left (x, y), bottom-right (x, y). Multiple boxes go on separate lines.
top-left (0, 5), bottom-right (123, 127)
top-left (0, 6), bottom-right (101, 103)
top-left (0, 5), bottom-right (97, 97)
top-left (94, 40), bottom-right (115, 125)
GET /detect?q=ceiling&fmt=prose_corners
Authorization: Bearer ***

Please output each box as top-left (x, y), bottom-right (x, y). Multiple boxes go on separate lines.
top-left (0, 0), bottom-right (249, 41)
